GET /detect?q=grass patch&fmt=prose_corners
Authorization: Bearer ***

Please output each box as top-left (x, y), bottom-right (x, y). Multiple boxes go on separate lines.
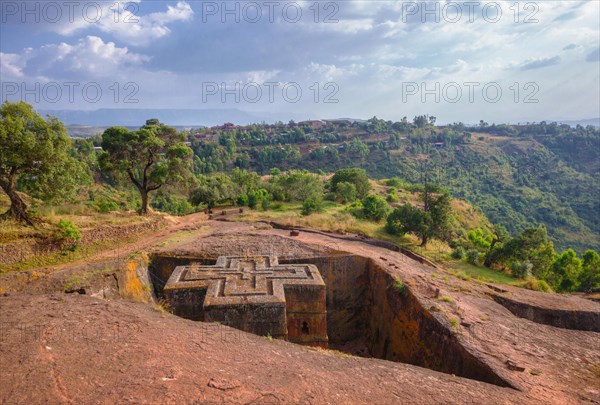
top-left (393, 278), bottom-right (406, 294)
top-left (0, 233), bottom-right (143, 273)
top-left (446, 260), bottom-right (517, 285)
top-left (440, 296), bottom-right (453, 303)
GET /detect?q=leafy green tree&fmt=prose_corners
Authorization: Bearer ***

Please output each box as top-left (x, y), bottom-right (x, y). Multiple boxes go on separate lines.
top-left (386, 203), bottom-right (429, 242)
top-left (483, 225), bottom-right (510, 267)
top-left (151, 194), bottom-right (194, 216)
top-left (336, 181), bottom-right (357, 203)
top-left (331, 168), bottom-right (371, 199)
top-left (191, 174), bottom-right (236, 209)
top-left (362, 194), bottom-right (390, 221)
top-left (247, 189), bottom-right (271, 210)
top-left (99, 120), bottom-right (192, 215)
top-left (230, 168), bottom-right (260, 195)
top-left (489, 226), bottom-right (555, 280)
top-left (0, 101), bottom-right (84, 224)
top-left (348, 138), bottom-right (370, 159)
top-left (548, 249), bottom-right (582, 292)
top-left (274, 170), bottom-right (323, 202)
top-left (579, 250), bottom-right (600, 292)
top-left (413, 115), bottom-right (429, 129)
top-left (385, 184), bottom-right (451, 246)
top-left (191, 185), bottom-right (221, 209)
top-left (467, 228), bottom-right (492, 249)
top-left (422, 184), bottom-right (452, 243)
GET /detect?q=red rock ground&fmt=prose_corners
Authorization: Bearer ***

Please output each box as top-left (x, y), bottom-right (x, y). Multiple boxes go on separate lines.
top-left (1, 218), bottom-right (599, 404)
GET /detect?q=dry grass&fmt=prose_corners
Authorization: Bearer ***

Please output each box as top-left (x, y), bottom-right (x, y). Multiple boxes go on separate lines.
top-left (311, 346), bottom-right (352, 358)
top-left (153, 299), bottom-right (173, 314)
top-left (0, 219), bottom-right (51, 244)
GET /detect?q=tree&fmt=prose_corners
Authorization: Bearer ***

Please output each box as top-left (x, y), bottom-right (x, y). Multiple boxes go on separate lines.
top-left (385, 184), bottom-right (452, 246)
top-left (247, 189), bottom-right (271, 210)
top-left (191, 174), bottom-right (236, 209)
top-left (335, 181), bottom-right (357, 203)
top-left (100, 120), bottom-right (192, 215)
top-left (362, 194), bottom-right (390, 221)
top-left (348, 138), bottom-right (370, 159)
top-left (413, 115), bottom-right (428, 128)
top-left (483, 225), bottom-right (509, 267)
top-left (579, 250), bottom-right (600, 292)
top-left (331, 168), bottom-right (371, 199)
top-left (548, 249), bottom-right (582, 292)
top-left (421, 184), bottom-right (452, 244)
top-left (489, 226), bottom-right (555, 280)
top-left (0, 101), bottom-right (81, 224)
top-left (274, 170), bottom-right (323, 202)
top-left (386, 203), bottom-right (429, 243)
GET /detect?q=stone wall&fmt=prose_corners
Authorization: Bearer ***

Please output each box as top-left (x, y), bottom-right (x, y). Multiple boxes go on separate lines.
top-left (285, 255), bottom-right (513, 388)
top-left (363, 260), bottom-right (513, 387)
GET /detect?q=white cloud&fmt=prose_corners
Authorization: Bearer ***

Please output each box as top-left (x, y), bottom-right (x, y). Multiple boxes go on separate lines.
top-left (2, 36), bottom-right (149, 81)
top-left (0, 51), bottom-right (28, 78)
top-left (52, 1), bottom-right (193, 47)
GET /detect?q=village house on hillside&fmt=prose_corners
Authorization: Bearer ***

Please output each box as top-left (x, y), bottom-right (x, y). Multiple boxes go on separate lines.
top-left (298, 120), bottom-right (325, 130)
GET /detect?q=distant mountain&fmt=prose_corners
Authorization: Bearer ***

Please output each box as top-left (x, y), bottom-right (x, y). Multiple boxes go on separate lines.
top-left (39, 108), bottom-right (306, 127)
top-left (553, 118), bottom-right (599, 128)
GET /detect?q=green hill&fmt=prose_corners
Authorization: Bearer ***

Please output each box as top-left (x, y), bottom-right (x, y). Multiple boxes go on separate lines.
top-left (187, 119), bottom-right (599, 252)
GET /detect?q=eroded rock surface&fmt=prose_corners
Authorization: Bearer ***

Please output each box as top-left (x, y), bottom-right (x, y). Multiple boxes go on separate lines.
top-left (1, 219), bottom-right (599, 404)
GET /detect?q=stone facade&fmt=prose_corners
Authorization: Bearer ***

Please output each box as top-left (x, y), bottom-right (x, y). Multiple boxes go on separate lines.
top-left (164, 256), bottom-right (328, 347)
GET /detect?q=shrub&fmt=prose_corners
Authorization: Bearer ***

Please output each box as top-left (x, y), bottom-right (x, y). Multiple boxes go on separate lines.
top-left (386, 193), bottom-right (398, 203)
top-left (95, 198), bottom-right (120, 213)
top-left (324, 192), bottom-right (337, 201)
top-left (301, 194), bottom-right (323, 216)
top-left (247, 192), bottom-right (258, 209)
top-left (510, 260), bottom-right (533, 279)
top-left (440, 296), bottom-right (453, 303)
top-left (385, 178), bottom-right (404, 188)
top-left (57, 219), bottom-right (81, 251)
top-left (261, 194), bottom-right (273, 211)
top-left (346, 200), bottom-right (365, 219)
top-left (451, 246), bottom-right (466, 260)
top-left (248, 189), bottom-right (270, 210)
top-left (236, 194), bottom-right (249, 206)
top-left (466, 249), bottom-right (481, 265)
top-left (362, 194), bottom-right (390, 221)
top-left (151, 195), bottom-right (194, 215)
top-left (522, 277), bottom-right (552, 292)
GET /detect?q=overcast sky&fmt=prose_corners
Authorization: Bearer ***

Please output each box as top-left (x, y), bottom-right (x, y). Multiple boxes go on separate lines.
top-left (1, 0), bottom-right (599, 124)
